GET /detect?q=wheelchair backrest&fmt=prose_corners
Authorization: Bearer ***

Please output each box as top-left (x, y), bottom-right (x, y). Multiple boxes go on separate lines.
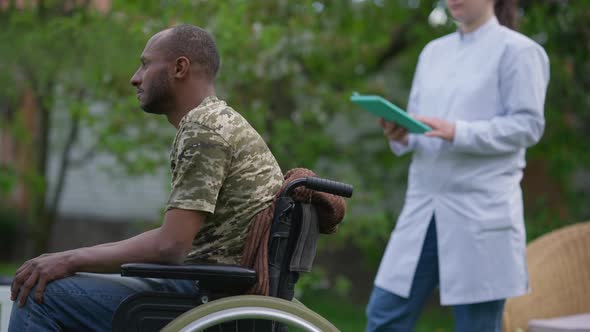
top-left (268, 198), bottom-right (318, 301)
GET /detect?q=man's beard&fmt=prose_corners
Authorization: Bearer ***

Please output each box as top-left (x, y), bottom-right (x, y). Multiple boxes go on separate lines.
top-left (141, 70), bottom-right (172, 115)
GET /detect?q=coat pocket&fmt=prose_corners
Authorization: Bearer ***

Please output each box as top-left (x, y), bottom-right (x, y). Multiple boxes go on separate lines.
top-left (478, 217), bottom-right (514, 232)
top-left (475, 197), bottom-right (516, 232)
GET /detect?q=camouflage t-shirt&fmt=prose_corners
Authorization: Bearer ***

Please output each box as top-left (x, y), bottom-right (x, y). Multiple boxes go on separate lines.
top-left (167, 96), bottom-right (283, 265)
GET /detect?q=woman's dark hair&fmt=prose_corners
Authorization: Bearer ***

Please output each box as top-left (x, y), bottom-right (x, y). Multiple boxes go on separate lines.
top-left (495, 0), bottom-right (518, 30)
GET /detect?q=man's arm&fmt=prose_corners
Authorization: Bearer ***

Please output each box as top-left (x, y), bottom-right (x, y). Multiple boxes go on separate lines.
top-left (11, 208), bottom-right (205, 306)
top-left (74, 209), bottom-right (205, 271)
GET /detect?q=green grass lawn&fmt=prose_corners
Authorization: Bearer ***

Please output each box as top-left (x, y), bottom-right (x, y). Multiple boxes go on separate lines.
top-left (300, 290), bottom-right (454, 332)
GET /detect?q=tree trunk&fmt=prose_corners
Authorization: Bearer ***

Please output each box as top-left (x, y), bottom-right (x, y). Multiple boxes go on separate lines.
top-left (31, 99), bottom-right (81, 256)
top-left (31, 98), bottom-right (51, 256)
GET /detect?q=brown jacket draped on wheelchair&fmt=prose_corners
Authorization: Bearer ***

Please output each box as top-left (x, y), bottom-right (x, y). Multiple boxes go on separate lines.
top-left (241, 168), bottom-right (348, 296)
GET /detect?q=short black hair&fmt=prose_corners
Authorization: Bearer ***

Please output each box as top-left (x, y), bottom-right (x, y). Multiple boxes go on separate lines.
top-left (166, 24), bottom-right (220, 80)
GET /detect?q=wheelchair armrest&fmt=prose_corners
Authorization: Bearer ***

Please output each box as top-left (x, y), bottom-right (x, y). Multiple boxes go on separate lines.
top-left (121, 263), bottom-right (257, 294)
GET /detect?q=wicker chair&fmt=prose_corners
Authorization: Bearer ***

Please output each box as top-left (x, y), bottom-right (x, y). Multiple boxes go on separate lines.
top-left (503, 221), bottom-right (590, 332)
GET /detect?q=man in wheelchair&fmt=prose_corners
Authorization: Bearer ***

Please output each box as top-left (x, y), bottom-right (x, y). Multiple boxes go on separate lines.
top-left (9, 24), bottom-right (286, 331)
top-left (9, 24), bottom-right (351, 332)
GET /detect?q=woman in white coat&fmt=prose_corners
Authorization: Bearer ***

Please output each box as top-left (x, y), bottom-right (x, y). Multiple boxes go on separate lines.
top-left (365, 0), bottom-right (550, 331)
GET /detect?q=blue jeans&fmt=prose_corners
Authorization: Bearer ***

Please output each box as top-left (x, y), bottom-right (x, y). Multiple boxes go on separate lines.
top-left (366, 216), bottom-right (505, 332)
top-left (8, 272), bottom-right (198, 332)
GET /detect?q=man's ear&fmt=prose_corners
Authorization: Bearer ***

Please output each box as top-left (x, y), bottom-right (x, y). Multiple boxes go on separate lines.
top-left (174, 56), bottom-right (191, 79)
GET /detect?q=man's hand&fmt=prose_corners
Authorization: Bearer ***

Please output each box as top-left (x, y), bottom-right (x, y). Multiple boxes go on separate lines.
top-left (415, 116), bottom-right (456, 141)
top-left (11, 252), bottom-right (75, 306)
top-left (379, 118), bottom-right (409, 145)
top-left (10, 208), bottom-right (204, 308)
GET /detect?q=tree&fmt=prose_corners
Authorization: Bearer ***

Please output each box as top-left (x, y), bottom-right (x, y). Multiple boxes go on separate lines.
top-left (0, 2), bottom-right (172, 255)
top-left (1, 0), bottom-right (588, 266)
top-left (1, 0), bottom-right (442, 257)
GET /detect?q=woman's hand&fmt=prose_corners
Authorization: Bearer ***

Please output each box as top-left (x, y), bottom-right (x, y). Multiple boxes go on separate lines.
top-left (379, 118), bottom-right (409, 145)
top-left (415, 116), bottom-right (456, 141)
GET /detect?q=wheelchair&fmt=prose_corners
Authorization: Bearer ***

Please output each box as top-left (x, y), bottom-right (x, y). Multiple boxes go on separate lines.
top-left (112, 176), bottom-right (353, 332)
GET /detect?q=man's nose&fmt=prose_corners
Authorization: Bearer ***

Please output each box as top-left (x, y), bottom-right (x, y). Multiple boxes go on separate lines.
top-left (130, 70), bottom-right (141, 87)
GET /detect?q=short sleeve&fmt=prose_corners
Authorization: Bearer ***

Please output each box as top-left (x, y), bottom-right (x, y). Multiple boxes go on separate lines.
top-left (166, 124), bottom-right (232, 213)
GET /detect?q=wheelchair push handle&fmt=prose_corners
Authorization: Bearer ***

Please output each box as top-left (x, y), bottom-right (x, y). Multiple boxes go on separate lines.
top-left (305, 177), bottom-right (353, 197)
top-left (281, 177), bottom-right (353, 198)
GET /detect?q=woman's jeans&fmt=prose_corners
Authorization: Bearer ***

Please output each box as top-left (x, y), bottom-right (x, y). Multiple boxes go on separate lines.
top-left (366, 216), bottom-right (505, 332)
top-left (8, 272), bottom-right (198, 332)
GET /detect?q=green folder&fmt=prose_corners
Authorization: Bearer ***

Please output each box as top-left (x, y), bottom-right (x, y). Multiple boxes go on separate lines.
top-left (350, 93), bottom-right (431, 133)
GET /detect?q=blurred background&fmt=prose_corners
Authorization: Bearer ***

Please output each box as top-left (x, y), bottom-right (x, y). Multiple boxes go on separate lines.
top-left (0, 0), bottom-right (588, 330)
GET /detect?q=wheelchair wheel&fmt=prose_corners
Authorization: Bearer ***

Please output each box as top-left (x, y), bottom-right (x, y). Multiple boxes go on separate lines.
top-left (161, 295), bottom-right (339, 332)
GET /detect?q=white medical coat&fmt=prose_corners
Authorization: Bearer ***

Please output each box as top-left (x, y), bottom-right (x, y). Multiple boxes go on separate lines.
top-left (374, 16), bottom-right (550, 305)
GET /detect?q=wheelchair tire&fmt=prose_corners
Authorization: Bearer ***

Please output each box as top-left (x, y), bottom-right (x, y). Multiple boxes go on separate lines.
top-left (161, 295), bottom-right (339, 332)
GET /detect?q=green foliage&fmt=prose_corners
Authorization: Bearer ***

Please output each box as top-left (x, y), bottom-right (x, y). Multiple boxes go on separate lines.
top-left (0, 166), bottom-right (17, 195)
top-left (0, 5), bottom-right (173, 173)
top-left (516, 2), bottom-right (590, 238)
top-left (0, 205), bottom-right (21, 259)
top-left (522, 2), bottom-right (590, 175)
top-left (1, 1), bottom-right (588, 261)
top-left (295, 268), bottom-right (329, 299)
top-left (296, 268), bottom-right (351, 299)
top-left (0, 263), bottom-right (19, 276)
